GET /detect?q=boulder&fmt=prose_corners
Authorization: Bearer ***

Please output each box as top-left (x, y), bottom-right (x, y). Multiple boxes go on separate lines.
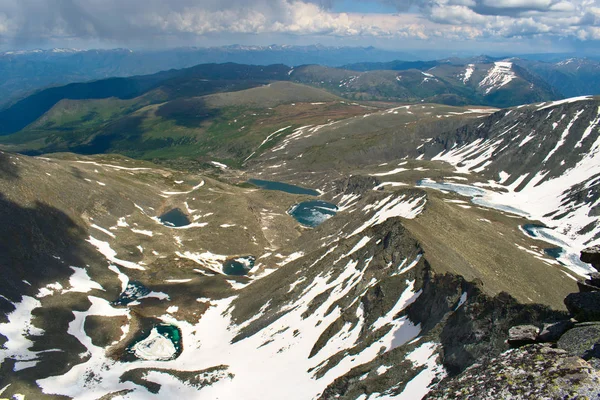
top-left (508, 325), bottom-right (539, 346)
top-left (537, 320), bottom-right (575, 342)
top-left (565, 292), bottom-right (600, 322)
top-left (557, 322), bottom-right (600, 362)
top-left (581, 245), bottom-right (600, 271)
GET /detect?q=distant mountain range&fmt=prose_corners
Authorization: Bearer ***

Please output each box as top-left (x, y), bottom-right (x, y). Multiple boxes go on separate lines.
top-left (0, 45), bottom-right (416, 106)
top-left (2, 46), bottom-right (600, 109)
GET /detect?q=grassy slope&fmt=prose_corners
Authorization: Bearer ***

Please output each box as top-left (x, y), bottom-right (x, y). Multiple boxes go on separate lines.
top-left (0, 82), bottom-right (367, 165)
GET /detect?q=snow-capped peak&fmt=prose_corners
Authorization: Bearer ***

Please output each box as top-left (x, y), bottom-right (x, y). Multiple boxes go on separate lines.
top-left (478, 61), bottom-right (516, 94)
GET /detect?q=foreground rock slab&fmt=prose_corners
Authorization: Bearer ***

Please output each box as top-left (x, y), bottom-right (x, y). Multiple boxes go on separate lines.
top-left (508, 325), bottom-right (539, 346)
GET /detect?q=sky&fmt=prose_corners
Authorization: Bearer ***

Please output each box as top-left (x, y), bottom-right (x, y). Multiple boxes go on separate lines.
top-left (0, 0), bottom-right (599, 55)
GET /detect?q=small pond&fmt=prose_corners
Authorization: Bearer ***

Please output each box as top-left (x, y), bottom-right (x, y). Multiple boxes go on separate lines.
top-left (223, 256), bottom-right (256, 276)
top-left (114, 281), bottom-right (151, 306)
top-left (520, 224), bottom-right (591, 270)
top-left (544, 247), bottom-right (564, 259)
top-left (288, 200), bottom-right (338, 228)
top-left (159, 208), bottom-right (191, 227)
top-left (248, 179), bottom-right (320, 196)
top-left (126, 324), bottom-right (182, 362)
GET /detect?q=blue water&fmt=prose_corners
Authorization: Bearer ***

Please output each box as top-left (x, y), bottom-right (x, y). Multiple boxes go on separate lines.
top-left (248, 179), bottom-right (320, 196)
top-left (289, 200), bottom-right (338, 227)
top-left (223, 256), bottom-right (256, 276)
top-left (544, 247), bottom-right (564, 259)
top-left (159, 208), bottom-right (190, 227)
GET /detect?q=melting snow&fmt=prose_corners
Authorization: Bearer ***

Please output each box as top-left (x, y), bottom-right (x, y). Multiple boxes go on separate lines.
top-left (370, 168), bottom-right (408, 177)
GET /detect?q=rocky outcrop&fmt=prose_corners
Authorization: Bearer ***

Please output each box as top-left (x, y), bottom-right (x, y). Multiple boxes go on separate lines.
top-left (425, 344), bottom-right (600, 400)
top-left (428, 246), bottom-right (600, 399)
top-left (565, 291), bottom-right (600, 322)
top-left (581, 245), bottom-right (600, 272)
top-left (332, 175), bottom-right (381, 195)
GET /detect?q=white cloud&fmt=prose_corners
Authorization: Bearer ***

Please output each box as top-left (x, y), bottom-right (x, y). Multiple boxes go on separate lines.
top-left (0, 0), bottom-right (598, 48)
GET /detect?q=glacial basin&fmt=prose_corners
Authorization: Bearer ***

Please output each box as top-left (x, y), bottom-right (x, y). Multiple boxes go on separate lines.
top-left (288, 200), bottom-right (338, 228)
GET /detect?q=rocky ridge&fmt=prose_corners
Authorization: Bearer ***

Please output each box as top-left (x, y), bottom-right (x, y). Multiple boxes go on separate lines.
top-left (426, 247), bottom-right (600, 399)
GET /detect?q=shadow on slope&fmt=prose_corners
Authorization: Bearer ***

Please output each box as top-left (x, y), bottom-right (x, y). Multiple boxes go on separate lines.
top-left (0, 192), bottom-right (91, 312)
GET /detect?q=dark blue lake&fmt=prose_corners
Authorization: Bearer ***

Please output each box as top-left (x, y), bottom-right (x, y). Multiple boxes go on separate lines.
top-left (223, 256), bottom-right (256, 276)
top-left (289, 200), bottom-right (338, 228)
top-left (159, 208), bottom-right (190, 227)
top-left (248, 179), bottom-right (320, 196)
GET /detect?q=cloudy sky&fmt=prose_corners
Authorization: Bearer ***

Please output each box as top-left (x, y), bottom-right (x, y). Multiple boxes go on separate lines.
top-left (0, 0), bottom-right (599, 54)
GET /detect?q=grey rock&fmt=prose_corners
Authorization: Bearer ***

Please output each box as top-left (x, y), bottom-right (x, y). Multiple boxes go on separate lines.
top-left (508, 325), bottom-right (539, 346)
top-left (425, 344), bottom-right (600, 400)
top-left (538, 320), bottom-right (574, 342)
top-left (557, 322), bottom-right (600, 361)
top-left (581, 245), bottom-right (600, 271)
top-left (565, 291), bottom-right (600, 322)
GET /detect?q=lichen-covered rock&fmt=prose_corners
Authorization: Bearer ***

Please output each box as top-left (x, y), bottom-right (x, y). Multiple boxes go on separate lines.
top-left (508, 325), bottom-right (539, 346)
top-left (425, 344), bottom-right (600, 400)
top-left (565, 291), bottom-right (600, 322)
top-left (557, 322), bottom-right (600, 362)
top-left (537, 320), bottom-right (574, 342)
top-left (581, 245), bottom-right (600, 271)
